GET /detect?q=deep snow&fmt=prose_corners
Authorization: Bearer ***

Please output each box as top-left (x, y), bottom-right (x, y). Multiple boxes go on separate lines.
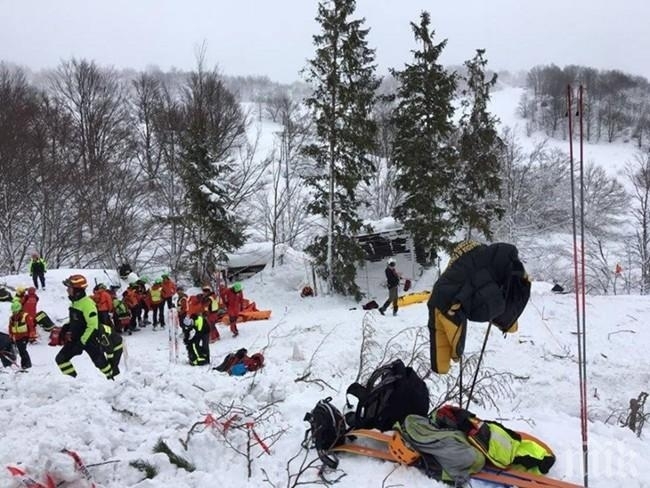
top-left (1, 254), bottom-right (649, 488)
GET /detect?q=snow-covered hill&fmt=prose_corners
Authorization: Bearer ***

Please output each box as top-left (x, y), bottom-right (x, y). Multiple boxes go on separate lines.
top-left (1, 258), bottom-right (648, 487)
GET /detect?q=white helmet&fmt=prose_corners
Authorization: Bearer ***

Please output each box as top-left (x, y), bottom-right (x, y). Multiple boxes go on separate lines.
top-left (388, 258), bottom-right (396, 266)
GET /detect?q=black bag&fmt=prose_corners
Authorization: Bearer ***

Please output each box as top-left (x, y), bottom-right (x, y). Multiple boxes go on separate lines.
top-left (302, 397), bottom-right (348, 468)
top-left (345, 359), bottom-right (429, 431)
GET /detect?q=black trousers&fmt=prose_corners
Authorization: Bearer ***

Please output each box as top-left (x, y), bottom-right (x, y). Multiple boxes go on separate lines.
top-left (103, 329), bottom-right (124, 376)
top-left (14, 339), bottom-right (31, 369)
top-left (187, 330), bottom-right (210, 366)
top-left (55, 332), bottom-right (113, 379)
top-left (32, 272), bottom-right (45, 289)
top-left (152, 303), bottom-right (165, 326)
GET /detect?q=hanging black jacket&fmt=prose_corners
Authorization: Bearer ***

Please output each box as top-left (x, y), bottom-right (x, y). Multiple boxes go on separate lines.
top-left (429, 242), bottom-right (530, 332)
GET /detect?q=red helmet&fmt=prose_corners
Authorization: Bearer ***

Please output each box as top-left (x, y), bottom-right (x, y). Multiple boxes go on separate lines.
top-left (63, 274), bottom-right (88, 289)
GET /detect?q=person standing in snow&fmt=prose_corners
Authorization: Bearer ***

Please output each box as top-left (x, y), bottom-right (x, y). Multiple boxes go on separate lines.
top-left (28, 253), bottom-right (47, 290)
top-left (378, 258), bottom-right (401, 316)
top-left (21, 287), bottom-right (39, 342)
top-left (149, 278), bottom-right (165, 329)
top-left (221, 282), bottom-right (243, 337)
top-left (92, 283), bottom-right (114, 330)
top-left (161, 274), bottom-right (177, 313)
top-left (202, 285), bottom-right (222, 342)
top-left (182, 314), bottom-right (210, 365)
top-left (8, 301), bottom-right (33, 369)
top-left (56, 274), bottom-right (114, 379)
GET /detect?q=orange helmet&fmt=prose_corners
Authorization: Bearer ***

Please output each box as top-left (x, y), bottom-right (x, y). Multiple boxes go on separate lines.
top-left (388, 431), bottom-right (420, 465)
top-left (62, 274), bottom-right (88, 289)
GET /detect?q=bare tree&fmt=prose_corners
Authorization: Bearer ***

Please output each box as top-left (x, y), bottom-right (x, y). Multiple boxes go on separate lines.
top-left (0, 64), bottom-right (40, 273)
top-left (626, 151), bottom-right (650, 293)
top-left (49, 58), bottom-right (136, 266)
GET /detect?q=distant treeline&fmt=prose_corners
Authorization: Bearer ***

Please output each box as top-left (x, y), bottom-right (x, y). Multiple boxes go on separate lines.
top-left (518, 64), bottom-right (650, 146)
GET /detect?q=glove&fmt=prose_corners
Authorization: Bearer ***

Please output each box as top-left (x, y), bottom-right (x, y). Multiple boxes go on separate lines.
top-left (187, 329), bottom-right (196, 341)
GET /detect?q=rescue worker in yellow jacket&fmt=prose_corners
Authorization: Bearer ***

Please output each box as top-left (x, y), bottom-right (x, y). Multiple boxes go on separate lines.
top-left (8, 301), bottom-right (33, 369)
top-left (56, 274), bottom-right (115, 379)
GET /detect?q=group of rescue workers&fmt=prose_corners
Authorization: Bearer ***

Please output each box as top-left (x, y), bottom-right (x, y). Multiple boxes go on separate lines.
top-left (1, 262), bottom-right (247, 378)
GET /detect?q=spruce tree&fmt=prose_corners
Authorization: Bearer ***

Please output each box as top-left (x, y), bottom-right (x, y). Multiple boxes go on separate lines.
top-left (453, 49), bottom-right (504, 239)
top-left (391, 12), bottom-right (458, 262)
top-left (178, 61), bottom-right (248, 282)
top-left (303, 0), bottom-right (379, 299)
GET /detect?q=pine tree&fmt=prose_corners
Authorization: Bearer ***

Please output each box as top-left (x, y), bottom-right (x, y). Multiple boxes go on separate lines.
top-left (453, 49), bottom-right (504, 239)
top-left (391, 12), bottom-right (458, 262)
top-left (303, 0), bottom-right (379, 299)
top-left (178, 58), bottom-right (248, 283)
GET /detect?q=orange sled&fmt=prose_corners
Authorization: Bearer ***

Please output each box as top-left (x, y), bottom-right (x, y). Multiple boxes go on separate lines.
top-left (221, 310), bottom-right (272, 323)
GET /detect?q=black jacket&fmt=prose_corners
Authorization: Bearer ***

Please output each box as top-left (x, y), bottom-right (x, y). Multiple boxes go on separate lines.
top-left (385, 267), bottom-right (400, 289)
top-left (428, 242), bottom-right (530, 332)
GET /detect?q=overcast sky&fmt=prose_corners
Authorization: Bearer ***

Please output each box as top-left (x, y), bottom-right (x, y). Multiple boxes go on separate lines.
top-left (2, 0), bottom-right (649, 83)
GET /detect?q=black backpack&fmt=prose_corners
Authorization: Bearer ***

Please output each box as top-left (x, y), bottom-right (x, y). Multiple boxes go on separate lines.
top-left (302, 397), bottom-right (348, 468)
top-left (345, 359), bottom-right (429, 431)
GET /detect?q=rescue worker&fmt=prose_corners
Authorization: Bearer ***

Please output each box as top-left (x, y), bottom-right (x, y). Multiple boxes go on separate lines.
top-left (135, 278), bottom-right (151, 325)
top-left (161, 274), bottom-right (177, 312)
top-left (55, 274), bottom-right (114, 379)
top-left (92, 283), bottom-right (114, 329)
top-left (28, 253), bottom-right (47, 290)
top-left (201, 285), bottom-right (221, 342)
top-left (112, 295), bottom-right (132, 334)
top-left (182, 313), bottom-right (210, 366)
top-left (101, 322), bottom-right (124, 376)
top-left (21, 287), bottom-right (39, 342)
top-left (221, 282), bottom-right (244, 337)
top-left (123, 283), bottom-right (141, 329)
top-left (8, 301), bottom-right (33, 369)
top-left (378, 258), bottom-right (401, 316)
top-left (149, 278), bottom-right (165, 329)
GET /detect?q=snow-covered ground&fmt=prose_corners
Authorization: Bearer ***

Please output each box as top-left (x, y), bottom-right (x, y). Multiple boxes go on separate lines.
top-left (1, 255), bottom-right (649, 488)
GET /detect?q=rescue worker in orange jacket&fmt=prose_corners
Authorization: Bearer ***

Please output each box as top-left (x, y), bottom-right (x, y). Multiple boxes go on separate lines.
top-left (221, 282), bottom-right (243, 337)
top-left (8, 301), bottom-right (33, 369)
top-left (21, 287), bottom-right (39, 342)
top-left (123, 283), bottom-right (141, 329)
top-left (92, 283), bottom-right (114, 329)
top-left (161, 274), bottom-right (177, 312)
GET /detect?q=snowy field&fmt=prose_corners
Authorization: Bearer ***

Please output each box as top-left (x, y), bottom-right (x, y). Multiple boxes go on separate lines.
top-left (1, 254), bottom-right (649, 488)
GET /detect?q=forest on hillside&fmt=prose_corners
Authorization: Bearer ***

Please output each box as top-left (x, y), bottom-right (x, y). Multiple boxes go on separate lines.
top-left (1, 1), bottom-right (650, 297)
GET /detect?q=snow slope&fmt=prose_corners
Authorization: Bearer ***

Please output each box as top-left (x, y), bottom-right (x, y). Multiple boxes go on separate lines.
top-left (1, 259), bottom-right (648, 488)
